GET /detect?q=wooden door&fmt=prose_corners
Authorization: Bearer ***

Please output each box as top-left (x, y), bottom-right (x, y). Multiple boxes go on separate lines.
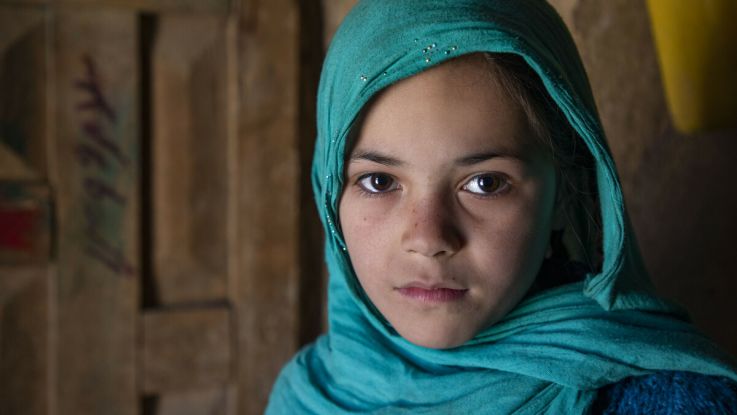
top-left (0, 0), bottom-right (322, 413)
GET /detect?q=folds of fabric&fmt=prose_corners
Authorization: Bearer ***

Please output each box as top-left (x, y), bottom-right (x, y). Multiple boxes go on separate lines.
top-left (270, 283), bottom-right (735, 414)
top-left (267, 1), bottom-right (737, 413)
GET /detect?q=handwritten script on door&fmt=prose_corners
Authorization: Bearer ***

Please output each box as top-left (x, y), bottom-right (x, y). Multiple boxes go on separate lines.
top-left (73, 54), bottom-right (135, 277)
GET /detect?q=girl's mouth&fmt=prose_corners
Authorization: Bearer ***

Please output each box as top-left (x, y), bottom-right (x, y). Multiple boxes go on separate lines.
top-left (396, 285), bottom-right (469, 303)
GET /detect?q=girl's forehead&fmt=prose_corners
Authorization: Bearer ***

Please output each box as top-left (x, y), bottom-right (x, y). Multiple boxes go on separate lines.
top-left (374, 54), bottom-right (501, 103)
top-left (350, 55), bottom-right (542, 162)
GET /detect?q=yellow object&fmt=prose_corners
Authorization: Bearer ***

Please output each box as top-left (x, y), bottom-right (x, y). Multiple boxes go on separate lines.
top-left (646, 0), bottom-right (737, 134)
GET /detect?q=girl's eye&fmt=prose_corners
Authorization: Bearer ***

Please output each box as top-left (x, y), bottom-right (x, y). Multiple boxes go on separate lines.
top-left (357, 173), bottom-right (398, 194)
top-left (463, 173), bottom-right (509, 196)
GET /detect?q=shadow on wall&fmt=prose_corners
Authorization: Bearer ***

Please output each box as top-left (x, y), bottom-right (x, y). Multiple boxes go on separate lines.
top-left (551, 0), bottom-right (737, 357)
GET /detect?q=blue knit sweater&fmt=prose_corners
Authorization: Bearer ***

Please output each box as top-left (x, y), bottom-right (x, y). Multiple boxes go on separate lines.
top-left (592, 371), bottom-right (737, 414)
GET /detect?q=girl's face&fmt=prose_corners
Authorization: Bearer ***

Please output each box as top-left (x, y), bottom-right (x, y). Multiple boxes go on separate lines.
top-left (339, 55), bottom-right (558, 349)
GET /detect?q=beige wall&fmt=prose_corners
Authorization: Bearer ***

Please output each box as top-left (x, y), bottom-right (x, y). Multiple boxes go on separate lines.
top-left (549, 0), bottom-right (737, 356)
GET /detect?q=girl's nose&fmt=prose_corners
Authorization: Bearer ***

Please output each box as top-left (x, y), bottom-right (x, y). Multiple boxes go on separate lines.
top-left (400, 196), bottom-right (463, 258)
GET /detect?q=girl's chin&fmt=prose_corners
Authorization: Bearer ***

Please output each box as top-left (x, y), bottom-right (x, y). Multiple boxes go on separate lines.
top-left (397, 326), bottom-right (474, 350)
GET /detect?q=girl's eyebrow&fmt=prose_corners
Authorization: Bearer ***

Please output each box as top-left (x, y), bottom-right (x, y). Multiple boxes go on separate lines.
top-left (457, 144), bottom-right (531, 165)
top-left (455, 151), bottom-right (503, 166)
top-left (349, 150), bottom-right (404, 167)
top-left (349, 149), bottom-right (522, 167)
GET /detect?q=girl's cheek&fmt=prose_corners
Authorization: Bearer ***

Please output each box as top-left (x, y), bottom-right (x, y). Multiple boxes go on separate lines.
top-left (457, 190), bottom-right (526, 224)
top-left (344, 191), bottom-right (398, 222)
top-left (340, 197), bottom-right (386, 243)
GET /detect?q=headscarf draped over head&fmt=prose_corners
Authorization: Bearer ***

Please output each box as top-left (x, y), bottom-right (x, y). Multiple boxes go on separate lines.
top-left (267, 1), bottom-right (737, 413)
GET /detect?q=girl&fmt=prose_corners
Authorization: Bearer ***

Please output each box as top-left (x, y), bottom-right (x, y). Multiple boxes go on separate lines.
top-left (268, 0), bottom-right (737, 413)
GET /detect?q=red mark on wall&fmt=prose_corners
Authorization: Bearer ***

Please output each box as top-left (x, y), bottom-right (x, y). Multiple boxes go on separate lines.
top-left (0, 206), bottom-right (39, 253)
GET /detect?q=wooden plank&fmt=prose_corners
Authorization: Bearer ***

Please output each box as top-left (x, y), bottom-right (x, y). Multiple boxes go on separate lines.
top-left (0, 0), bottom-right (229, 14)
top-left (53, 9), bottom-right (139, 415)
top-left (0, 146), bottom-right (39, 180)
top-left (152, 15), bottom-right (229, 306)
top-left (152, 385), bottom-right (236, 415)
top-left (141, 307), bottom-right (232, 394)
top-left (0, 266), bottom-right (49, 415)
top-left (297, 0), bottom-right (328, 345)
top-left (0, 8), bottom-right (50, 415)
top-left (0, 1), bottom-right (47, 7)
top-left (0, 6), bottom-right (52, 264)
top-left (61, 0), bottom-right (229, 14)
top-left (0, 5), bottom-right (48, 179)
top-left (235, 0), bottom-right (300, 413)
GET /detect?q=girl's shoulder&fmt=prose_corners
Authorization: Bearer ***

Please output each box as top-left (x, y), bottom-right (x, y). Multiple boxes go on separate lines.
top-left (590, 370), bottom-right (737, 415)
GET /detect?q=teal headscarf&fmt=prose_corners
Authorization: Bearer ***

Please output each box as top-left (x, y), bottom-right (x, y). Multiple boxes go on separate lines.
top-left (267, 1), bottom-right (737, 413)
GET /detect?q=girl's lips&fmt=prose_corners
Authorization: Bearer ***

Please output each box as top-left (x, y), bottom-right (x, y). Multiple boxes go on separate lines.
top-left (396, 286), bottom-right (469, 302)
